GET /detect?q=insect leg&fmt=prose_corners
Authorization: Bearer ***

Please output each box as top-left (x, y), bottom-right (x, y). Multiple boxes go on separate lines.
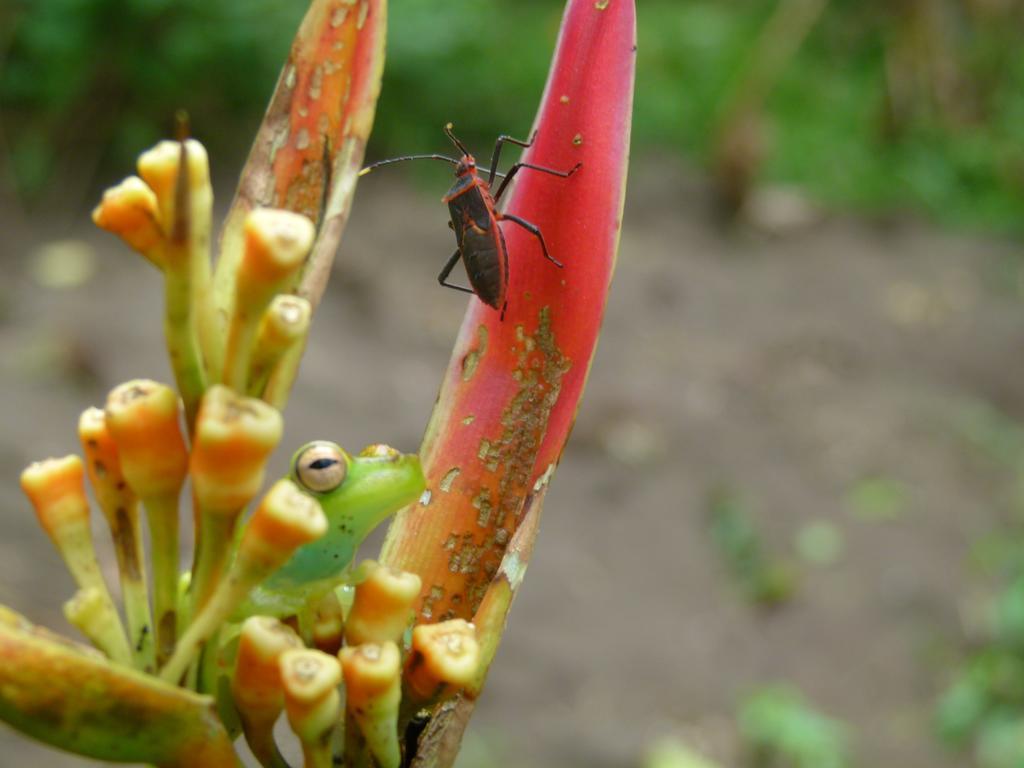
top-left (487, 132), bottom-right (536, 184)
top-left (492, 161), bottom-right (582, 202)
top-left (437, 250), bottom-right (475, 295)
top-left (501, 214), bottom-right (563, 268)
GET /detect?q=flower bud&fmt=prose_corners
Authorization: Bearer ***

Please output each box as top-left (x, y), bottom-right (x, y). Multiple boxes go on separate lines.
top-left (280, 649), bottom-right (342, 747)
top-left (91, 176), bottom-right (163, 265)
top-left (345, 560), bottom-right (421, 647)
top-left (404, 619), bottom-right (480, 704)
top-left (239, 479), bottom-right (328, 569)
top-left (20, 455), bottom-right (90, 544)
top-left (340, 641), bottom-right (402, 768)
top-left (240, 209), bottom-right (314, 296)
top-left (104, 380), bottom-right (188, 500)
top-left (233, 616), bottom-right (303, 723)
top-left (190, 385), bottom-right (283, 514)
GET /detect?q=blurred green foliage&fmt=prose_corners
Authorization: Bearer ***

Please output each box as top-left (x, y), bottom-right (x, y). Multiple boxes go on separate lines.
top-left (707, 487), bottom-right (798, 607)
top-left (934, 398), bottom-right (1024, 767)
top-left (937, 576), bottom-right (1024, 768)
top-left (739, 686), bottom-right (852, 768)
top-left (2, 0), bottom-right (1024, 229)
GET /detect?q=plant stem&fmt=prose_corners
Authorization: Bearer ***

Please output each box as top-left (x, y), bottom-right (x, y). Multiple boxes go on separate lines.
top-left (163, 261), bottom-right (206, 432)
top-left (144, 493), bottom-right (180, 668)
top-left (189, 513), bottom-right (237, 618)
top-left (108, 509), bottom-right (155, 670)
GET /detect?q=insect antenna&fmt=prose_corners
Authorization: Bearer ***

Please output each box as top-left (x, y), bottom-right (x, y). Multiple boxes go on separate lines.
top-left (358, 153), bottom-right (505, 179)
top-left (358, 154), bottom-right (460, 177)
top-left (443, 122), bottom-right (472, 156)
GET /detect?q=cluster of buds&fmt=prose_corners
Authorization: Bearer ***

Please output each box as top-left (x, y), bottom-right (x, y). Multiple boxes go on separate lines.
top-left (12, 131), bottom-right (481, 767)
top-left (92, 129), bottom-right (315, 426)
top-left (231, 562), bottom-right (480, 768)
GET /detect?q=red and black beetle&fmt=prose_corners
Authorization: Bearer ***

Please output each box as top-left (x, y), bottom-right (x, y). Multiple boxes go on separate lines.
top-left (359, 123), bottom-right (580, 318)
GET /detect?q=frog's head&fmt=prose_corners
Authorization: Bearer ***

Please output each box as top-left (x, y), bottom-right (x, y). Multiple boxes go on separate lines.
top-left (261, 440), bottom-right (424, 592)
top-left (290, 440), bottom-right (425, 526)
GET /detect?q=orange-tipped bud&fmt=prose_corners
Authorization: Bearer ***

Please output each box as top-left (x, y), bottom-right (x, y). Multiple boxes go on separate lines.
top-left (404, 620), bottom-right (480, 703)
top-left (104, 380), bottom-right (188, 500)
top-left (239, 479), bottom-right (328, 570)
top-left (240, 209), bottom-right (315, 295)
top-left (232, 616), bottom-right (303, 768)
top-left (345, 560), bottom-right (422, 647)
top-left (233, 616), bottom-right (303, 722)
top-left (160, 481), bottom-right (327, 684)
top-left (340, 641), bottom-right (402, 768)
top-left (22, 457), bottom-right (132, 663)
top-left (20, 455), bottom-right (90, 541)
top-left (79, 406), bottom-right (154, 669)
top-left (312, 590), bottom-right (345, 655)
top-left (190, 386), bottom-right (283, 514)
top-left (78, 407), bottom-right (137, 526)
top-left (91, 176), bottom-right (163, 264)
top-left (280, 649), bottom-right (342, 746)
top-left (221, 210), bottom-right (314, 391)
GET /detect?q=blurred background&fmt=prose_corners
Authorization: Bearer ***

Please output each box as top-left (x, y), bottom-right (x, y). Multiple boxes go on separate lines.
top-left (3, 0), bottom-right (1024, 766)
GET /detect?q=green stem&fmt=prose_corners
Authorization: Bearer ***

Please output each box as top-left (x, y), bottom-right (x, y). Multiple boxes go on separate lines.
top-left (144, 493), bottom-right (180, 668)
top-left (162, 557), bottom-right (263, 684)
top-left (164, 263), bottom-right (206, 432)
top-left (189, 513), bottom-right (238, 618)
top-left (107, 503), bottom-right (156, 672)
top-left (262, 338), bottom-right (308, 412)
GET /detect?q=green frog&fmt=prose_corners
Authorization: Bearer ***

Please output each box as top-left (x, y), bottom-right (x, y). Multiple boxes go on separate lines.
top-left (238, 439), bottom-right (425, 619)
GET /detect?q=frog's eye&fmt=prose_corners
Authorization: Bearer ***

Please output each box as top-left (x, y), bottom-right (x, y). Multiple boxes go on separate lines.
top-left (294, 442), bottom-right (349, 493)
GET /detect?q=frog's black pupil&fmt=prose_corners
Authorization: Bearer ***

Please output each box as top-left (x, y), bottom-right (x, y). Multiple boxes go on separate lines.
top-left (309, 458), bottom-right (337, 470)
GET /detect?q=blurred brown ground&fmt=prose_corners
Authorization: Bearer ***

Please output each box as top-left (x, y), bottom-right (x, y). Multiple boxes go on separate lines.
top-left (1, 154), bottom-right (1022, 766)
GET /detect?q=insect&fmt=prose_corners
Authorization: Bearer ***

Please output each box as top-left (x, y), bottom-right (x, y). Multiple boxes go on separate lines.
top-left (359, 123), bottom-right (581, 317)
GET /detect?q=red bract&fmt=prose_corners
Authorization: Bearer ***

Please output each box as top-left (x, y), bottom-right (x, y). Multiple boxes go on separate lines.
top-left (381, 0), bottom-right (636, 624)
